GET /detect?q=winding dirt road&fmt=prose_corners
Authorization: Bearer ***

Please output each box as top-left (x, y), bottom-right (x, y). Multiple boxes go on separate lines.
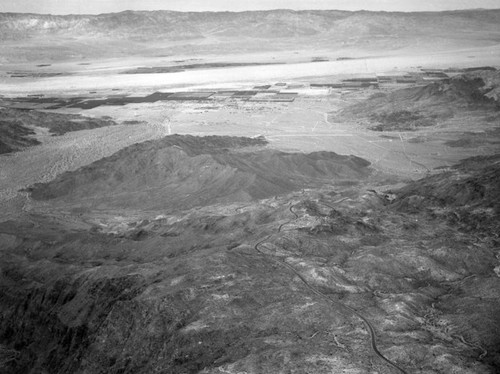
top-left (253, 201), bottom-right (409, 374)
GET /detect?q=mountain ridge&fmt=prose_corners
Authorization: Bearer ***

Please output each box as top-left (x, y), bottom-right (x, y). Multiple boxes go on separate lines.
top-left (2, 9), bottom-right (500, 41)
top-left (26, 134), bottom-right (371, 211)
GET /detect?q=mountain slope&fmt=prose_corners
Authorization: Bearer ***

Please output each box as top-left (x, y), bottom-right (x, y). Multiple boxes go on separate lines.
top-left (392, 154), bottom-right (500, 235)
top-left (0, 108), bottom-right (119, 154)
top-left (336, 69), bottom-right (500, 132)
top-left (1, 153), bottom-right (499, 373)
top-left (27, 135), bottom-right (371, 211)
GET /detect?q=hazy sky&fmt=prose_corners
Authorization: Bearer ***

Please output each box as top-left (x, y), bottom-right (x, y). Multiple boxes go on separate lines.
top-left (1, 0), bottom-right (499, 14)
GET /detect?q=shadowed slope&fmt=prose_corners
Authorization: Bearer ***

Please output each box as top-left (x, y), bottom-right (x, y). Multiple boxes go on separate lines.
top-left (391, 154), bottom-right (500, 235)
top-left (0, 108), bottom-right (119, 153)
top-left (28, 135), bottom-right (371, 210)
top-left (337, 70), bottom-right (500, 131)
top-left (343, 70), bottom-right (500, 115)
top-left (0, 119), bottom-right (40, 154)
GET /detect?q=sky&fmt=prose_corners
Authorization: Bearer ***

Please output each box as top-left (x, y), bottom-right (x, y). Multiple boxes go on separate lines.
top-left (0, 0), bottom-right (499, 14)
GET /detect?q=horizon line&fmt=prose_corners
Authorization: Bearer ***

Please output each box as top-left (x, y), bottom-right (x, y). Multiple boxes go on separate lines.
top-left (1, 7), bottom-right (499, 16)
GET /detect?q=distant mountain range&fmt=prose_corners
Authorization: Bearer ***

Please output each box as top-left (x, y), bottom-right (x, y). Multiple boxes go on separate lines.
top-left (1, 9), bottom-right (499, 63)
top-left (1, 9), bottom-right (500, 41)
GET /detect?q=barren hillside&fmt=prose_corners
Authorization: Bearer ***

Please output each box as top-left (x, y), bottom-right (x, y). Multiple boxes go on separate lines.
top-left (1, 141), bottom-right (499, 373)
top-left (27, 135), bottom-right (371, 210)
top-left (336, 69), bottom-right (500, 132)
